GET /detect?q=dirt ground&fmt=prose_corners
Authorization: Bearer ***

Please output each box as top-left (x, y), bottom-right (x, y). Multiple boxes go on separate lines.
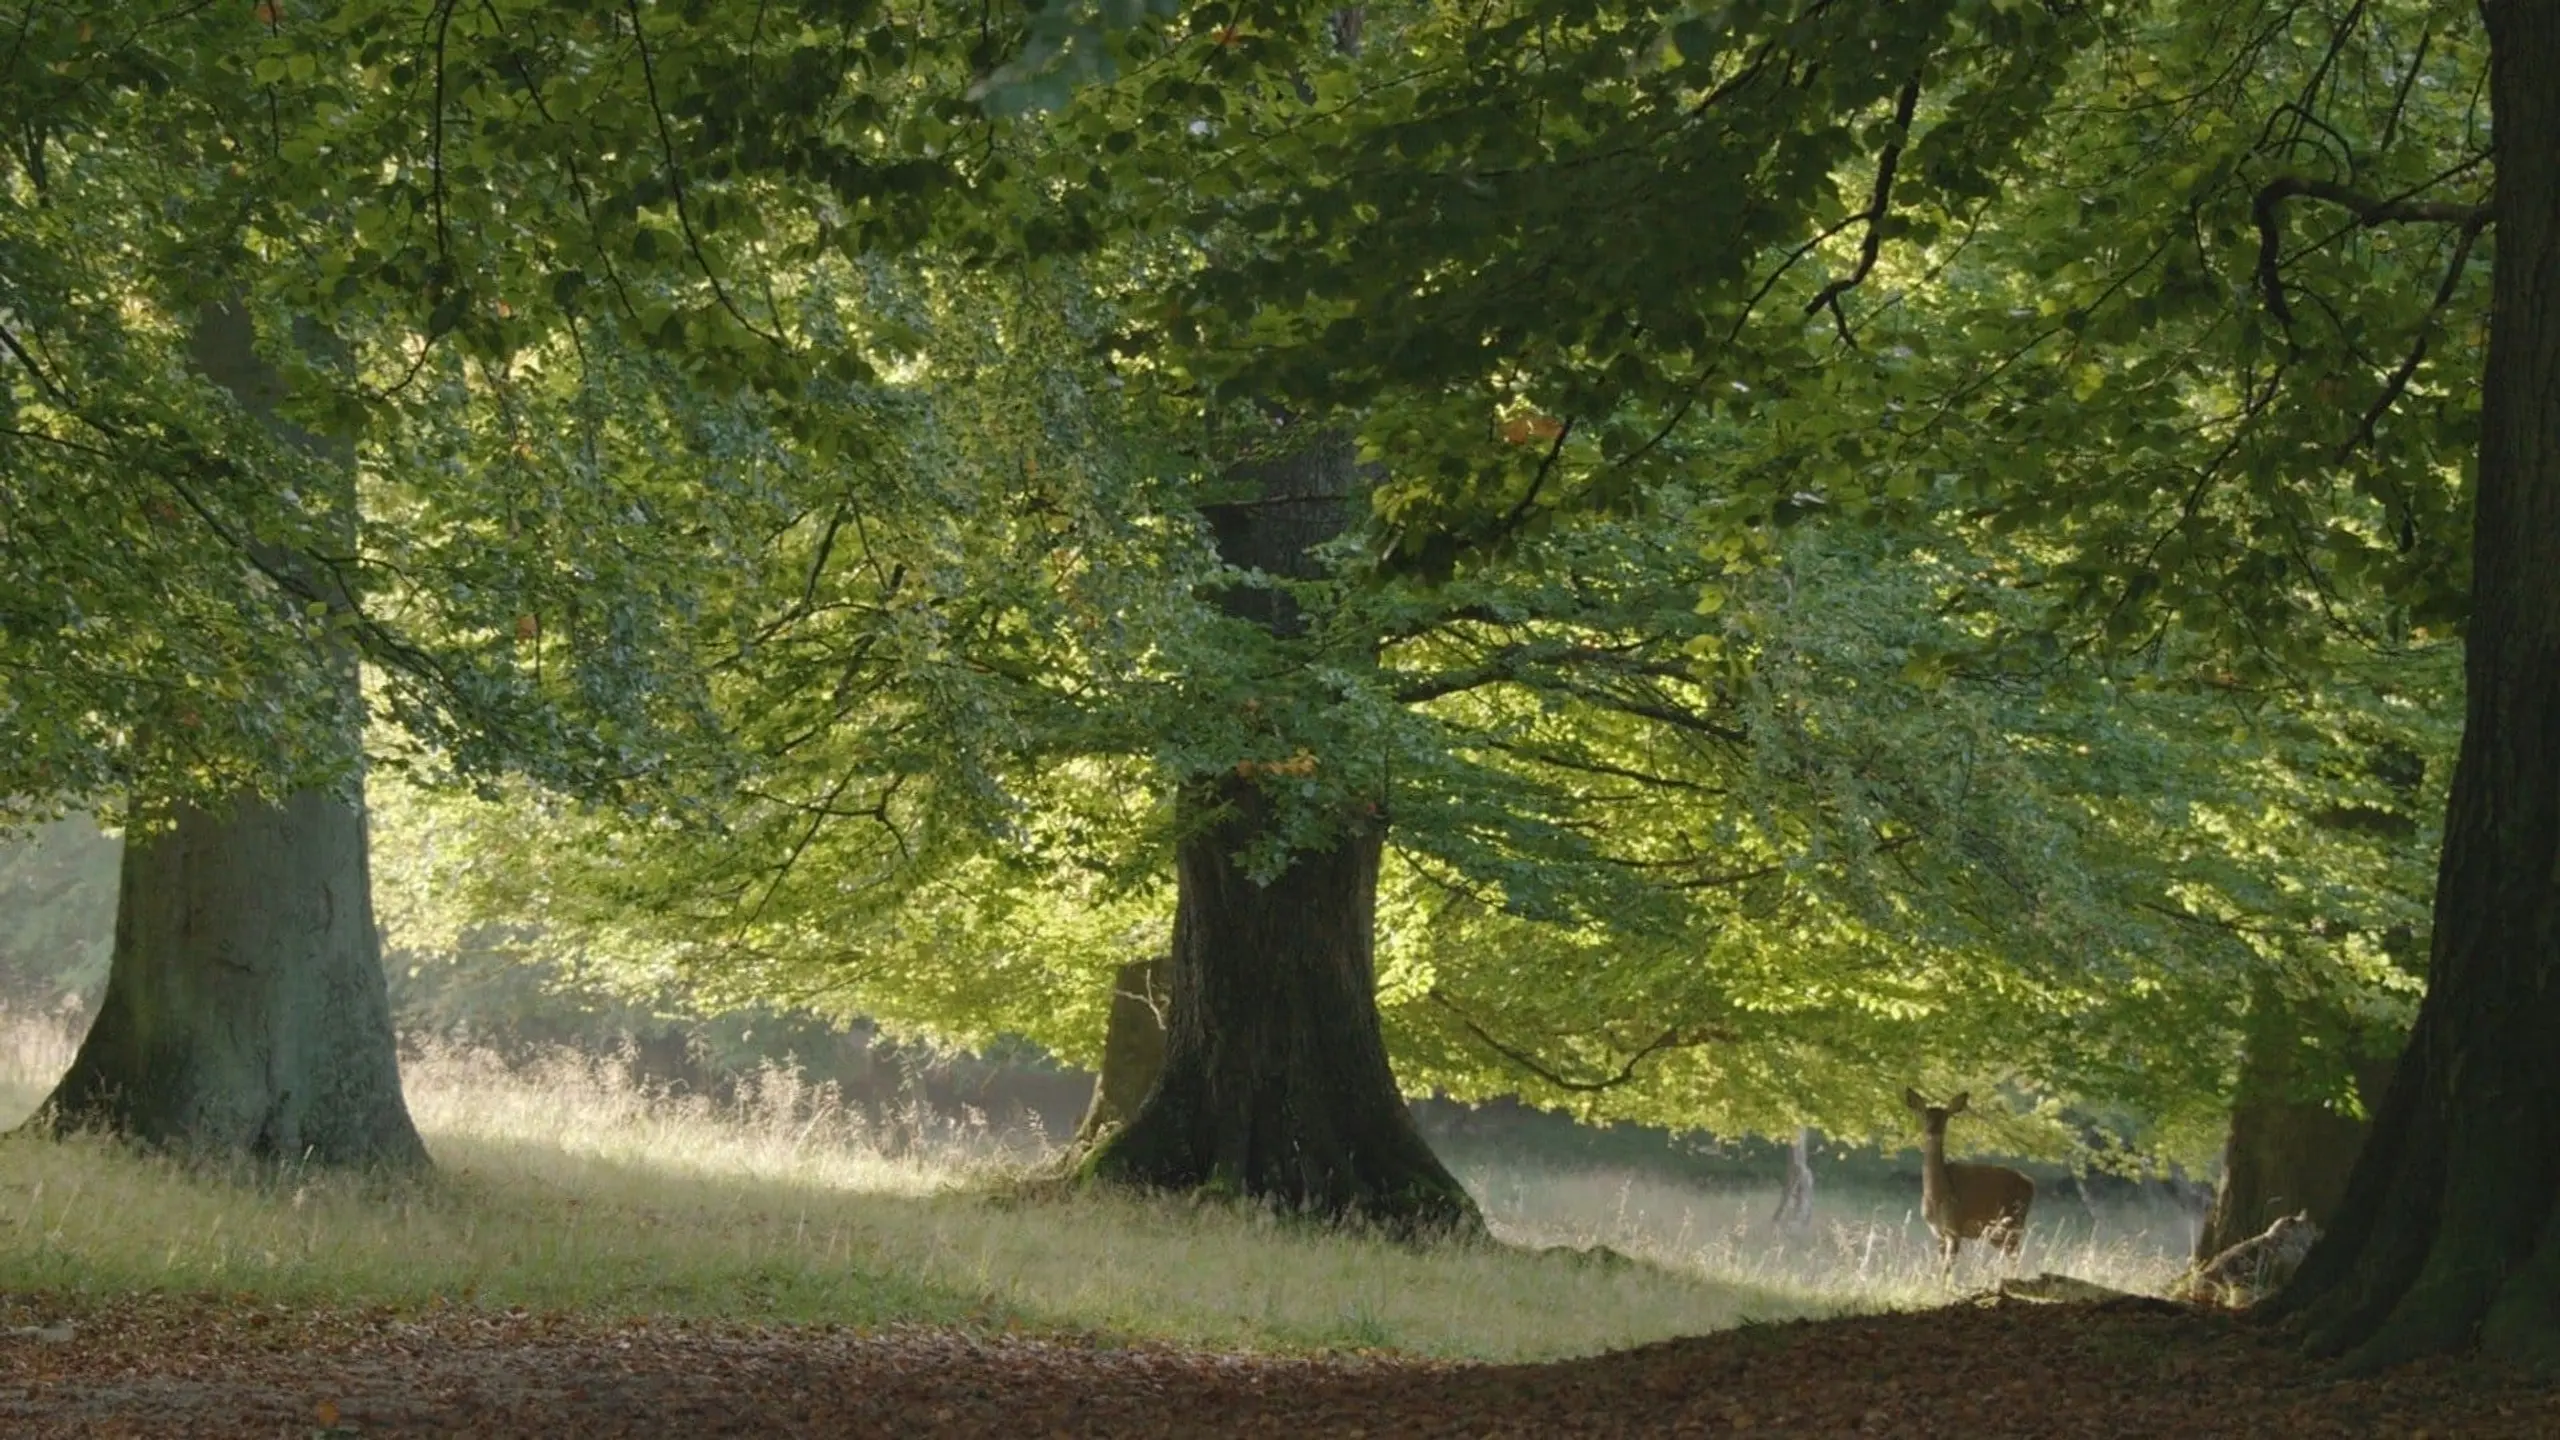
top-left (3, 1288), bottom-right (2553, 1437)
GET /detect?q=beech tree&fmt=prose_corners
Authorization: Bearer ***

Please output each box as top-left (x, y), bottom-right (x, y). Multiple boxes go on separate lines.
top-left (31, 303), bottom-right (426, 1165)
top-left (2268, 0), bottom-right (2560, 1371)
top-left (1079, 431), bottom-right (1479, 1232)
top-left (2, 0), bottom-right (972, 1158)
top-left (3, 14), bottom-right (449, 1160)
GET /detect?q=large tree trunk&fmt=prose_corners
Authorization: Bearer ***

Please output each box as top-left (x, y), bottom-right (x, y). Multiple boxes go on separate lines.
top-left (27, 299), bottom-right (425, 1168)
top-left (1089, 783), bottom-right (1479, 1234)
top-left (33, 792), bottom-right (428, 1167)
top-left (2268, 1), bottom-right (2560, 1369)
top-left (1085, 430), bottom-right (1482, 1236)
top-left (2194, 986), bottom-right (2397, 1261)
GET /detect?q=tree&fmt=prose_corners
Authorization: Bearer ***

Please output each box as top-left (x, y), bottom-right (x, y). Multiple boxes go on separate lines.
top-left (37, 792), bottom-right (426, 1163)
top-left (2195, 763), bottom-right (2425, 1263)
top-left (2194, 979), bottom-right (2398, 1261)
top-left (28, 303), bottom-right (425, 1165)
top-left (1, 2), bottom-right (926, 1159)
top-left (1053, 6), bottom-right (1491, 1232)
top-left (2, 21), bottom-right (448, 1157)
top-left (2268, 0), bottom-right (2560, 1371)
top-left (1082, 429), bottom-right (1479, 1233)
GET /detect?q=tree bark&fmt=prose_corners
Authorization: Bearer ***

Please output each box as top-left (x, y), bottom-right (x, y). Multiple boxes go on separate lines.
top-left (1072, 954), bottom-right (1171, 1146)
top-left (25, 299), bottom-right (426, 1169)
top-left (32, 792), bottom-right (428, 1167)
top-left (1084, 430), bottom-right (1482, 1237)
top-left (2194, 986), bottom-right (2396, 1261)
top-left (2268, 0), bottom-right (2560, 1370)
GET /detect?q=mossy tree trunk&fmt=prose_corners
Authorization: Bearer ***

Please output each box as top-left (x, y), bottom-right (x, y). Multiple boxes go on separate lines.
top-left (2269, 1), bottom-right (2560, 1369)
top-left (1085, 431), bottom-right (1481, 1237)
top-left (27, 300), bottom-right (425, 1169)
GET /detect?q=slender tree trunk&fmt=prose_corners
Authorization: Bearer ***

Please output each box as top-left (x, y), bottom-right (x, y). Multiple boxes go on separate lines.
top-left (2269, 1), bottom-right (2560, 1369)
top-left (1085, 430), bottom-right (1481, 1236)
top-left (2195, 985), bottom-right (2396, 1261)
top-left (1073, 954), bottom-right (1171, 1146)
top-left (26, 300), bottom-right (425, 1169)
top-left (1773, 1127), bottom-right (1816, 1231)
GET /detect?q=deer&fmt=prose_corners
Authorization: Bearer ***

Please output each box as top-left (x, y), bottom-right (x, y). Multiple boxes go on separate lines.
top-left (1904, 1088), bottom-right (2036, 1275)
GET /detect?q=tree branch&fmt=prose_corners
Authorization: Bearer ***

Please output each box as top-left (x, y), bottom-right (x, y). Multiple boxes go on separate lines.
top-left (1389, 637), bottom-right (1663, 705)
top-left (1427, 988), bottom-right (1730, 1092)
top-left (1802, 73), bottom-right (1923, 341)
top-left (1475, 738), bottom-right (1725, 794)
top-left (624, 0), bottom-right (787, 348)
top-left (2335, 217), bottom-right (2487, 480)
top-left (2251, 175), bottom-right (2491, 328)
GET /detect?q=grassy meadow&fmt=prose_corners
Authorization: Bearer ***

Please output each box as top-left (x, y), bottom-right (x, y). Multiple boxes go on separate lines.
top-left (0, 1009), bottom-right (2195, 1362)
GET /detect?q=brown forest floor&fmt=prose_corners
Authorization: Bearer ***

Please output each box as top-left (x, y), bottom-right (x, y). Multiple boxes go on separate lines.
top-left (3, 1290), bottom-right (2554, 1437)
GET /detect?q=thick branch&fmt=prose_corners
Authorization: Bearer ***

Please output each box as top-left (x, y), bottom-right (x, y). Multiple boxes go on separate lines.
top-left (1475, 738), bottom-right (1725, 794)
top-left (1389, 637), bottom-right (1667, 704)
top-left (624, 0), bottom-right (787, 347)
top-left (2252, 175), bottom-right (2492, 327)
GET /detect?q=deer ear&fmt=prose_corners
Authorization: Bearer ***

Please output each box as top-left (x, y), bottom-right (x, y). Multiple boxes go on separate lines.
top-left (1947, 1092), bottom-right (1970, 1114)
top-left (1903, 1088), bottom-right (1926, 1112)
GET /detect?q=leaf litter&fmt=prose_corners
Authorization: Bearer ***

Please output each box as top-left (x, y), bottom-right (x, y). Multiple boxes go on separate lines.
top-left (2, 1288), bottom-right (2553, 1436)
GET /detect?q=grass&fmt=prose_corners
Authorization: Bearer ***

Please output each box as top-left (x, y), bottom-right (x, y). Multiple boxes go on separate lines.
top-left (1453, 1153), bottom-right (2196, 1310)
top-left (0, 1009), bottom-right (2192, 1362)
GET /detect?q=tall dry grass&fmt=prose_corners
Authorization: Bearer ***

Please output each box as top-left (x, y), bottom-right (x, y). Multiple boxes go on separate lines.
top-left (0, 1008), bottom-right (2191, 1360)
